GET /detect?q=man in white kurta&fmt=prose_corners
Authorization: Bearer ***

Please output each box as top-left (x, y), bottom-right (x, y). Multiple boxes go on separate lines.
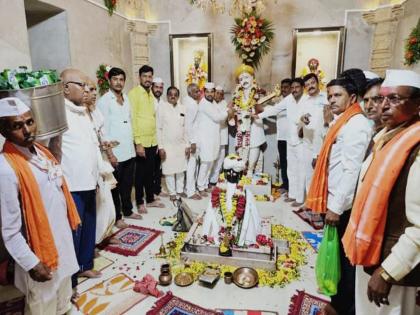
top-left (258, 78), bottom-right (308, 205)
top-left (209, 86), bottom-right (229, 185)
top-left (184, 83), bottom-right (202, 200)
top-left (195, 82), bottom-right (229, 194)
top-left (298, 74), bottom-right (327, 197)
top-left (157, 87), bottom-right (189, 200)
top-left (0, 98), bottom-right (79, 314)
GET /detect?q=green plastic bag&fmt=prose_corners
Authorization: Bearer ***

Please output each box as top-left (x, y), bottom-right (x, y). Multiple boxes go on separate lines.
top-left (315, 225), bottom-right (341, 296)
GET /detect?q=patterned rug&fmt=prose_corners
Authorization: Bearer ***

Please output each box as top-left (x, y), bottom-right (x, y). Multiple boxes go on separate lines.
top-left (0, 296), bottom-right (24, 315)
top-left (292, 210), bottom-right (324, 230)
top-left (288, 290), bottom-right (329, 315)
top-left (78, 255), bottom-right (114, 284)
top-left (218, 310), bottom-right (278, 315)
top-left (74, 273), bottom-right (147, 315)
top-left (147, 291), bottom-right (222, 315)
top-left (301, 231), bottom-right (323, 253)
top-left (102, 225), bottom-right (162, 256)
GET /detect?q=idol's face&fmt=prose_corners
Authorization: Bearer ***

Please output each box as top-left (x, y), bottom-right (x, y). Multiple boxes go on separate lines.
top-left (224, 169), bottom-right (242, 183)
top-left (152, 83), bottom-right (164, 99)
top-left (238, 72), bottom-right (254, 90)
top-left (204, 88), bottom-right (215, 102)
top-left (308, 59), bottom-right (319, 71)
top-left (379, 86), bottom-right (419, 129)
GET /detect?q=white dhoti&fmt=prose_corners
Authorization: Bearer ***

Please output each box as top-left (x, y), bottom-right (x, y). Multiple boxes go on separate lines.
top-left (210, 145), bottom-right (226, 184)
top-left (197, 160), bottom-right (214, 191)
top-left (301, 143), bottom-right (315, 196)
top-left (166, 172), bottom-right (185, 196)
top-left (23, 275), bottom-right (73, 315)
top-left (237, 189), bottom-right (261, 246)
top-left (287, 143), bottom-right (305, 203)
top-left (355, 266), bottom-right (418, 315)
top-left (185, 153), bottom-right (198, 197)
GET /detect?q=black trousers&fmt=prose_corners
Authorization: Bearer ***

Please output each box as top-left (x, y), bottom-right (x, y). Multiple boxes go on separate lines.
top-left (330, 210), bottom-right (355, 315)
top-left (277, 140), bottom-right (289, 190)
top-left (153, 152), bottom-right (162, 195)
top-left (135, 146), bottom-right (157, 205)
top-left (112, 158), bottom-right (135, 221)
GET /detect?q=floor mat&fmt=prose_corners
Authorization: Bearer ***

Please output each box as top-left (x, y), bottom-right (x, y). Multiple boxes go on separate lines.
top-left (78, 255), bottom-right (114, 284)
top-left (0, 296), bottom-right (24, 315)
top-left (301, 231), bottom-right (323, 253)
top-left (288, 290), bottom-right (329, 315)
top-left (218, 309), bottom-right (278, 314)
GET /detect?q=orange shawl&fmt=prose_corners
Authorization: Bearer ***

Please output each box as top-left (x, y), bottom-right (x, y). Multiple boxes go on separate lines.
top-left (305, 103), bottom-right (363, 213)
top-left (2, 141), bottom-right (81, 270)
top-left (342, 121), bottom-right (420, 266)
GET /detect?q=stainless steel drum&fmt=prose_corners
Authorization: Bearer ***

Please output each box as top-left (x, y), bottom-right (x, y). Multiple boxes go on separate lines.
top-left (0, 82), bottom-right (68, 140)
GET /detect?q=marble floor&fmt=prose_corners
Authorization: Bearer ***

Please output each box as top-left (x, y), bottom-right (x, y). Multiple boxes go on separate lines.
top-left (0, 192), bottom-right (326, 314)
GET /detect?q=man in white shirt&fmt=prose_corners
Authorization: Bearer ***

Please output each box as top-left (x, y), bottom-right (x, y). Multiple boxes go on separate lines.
top-left (0, 97), bottom-right (79, 314)
top-left (298, 73), bottom-right (327, 202)
top-left (195, 82), bottom-right (231, 195)
top-left (157, 87), bottom-right (189, 201)
top-left (209, 85), bottom-right (229, 185)
top-left (258, 78), bottom-right (307, 206)
top-left (307, 77), bottom-right (372, 315)
top-left (151, 77), bottom-right (167, 198)
top-left (97, 67), bottom-right (140, 227)
top-left (184, 83), bottom-right (202, 200)
top-left (60, 69), bottom-right (101, 285)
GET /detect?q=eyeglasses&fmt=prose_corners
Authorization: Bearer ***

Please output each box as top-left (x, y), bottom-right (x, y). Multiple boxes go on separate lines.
top-left (375, 95), bottom-right (411, 105)
top-left (65, 81), bottom-right (87, 88)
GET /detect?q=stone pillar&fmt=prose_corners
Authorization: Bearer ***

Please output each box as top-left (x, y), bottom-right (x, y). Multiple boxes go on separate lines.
top-left (363, 3), bottom-right (405, 76)
top-left (126, 20), bottom-right (150, 85)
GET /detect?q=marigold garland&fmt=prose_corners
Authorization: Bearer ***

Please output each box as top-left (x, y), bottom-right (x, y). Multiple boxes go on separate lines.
top-left (404, 18), bottom-right (420, 66)
top-left (165, 224), bottom-right (310, 288)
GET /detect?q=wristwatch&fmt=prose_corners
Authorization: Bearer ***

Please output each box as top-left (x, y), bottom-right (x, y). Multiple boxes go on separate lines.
top-left (380, 269), bottom-right (393, 283)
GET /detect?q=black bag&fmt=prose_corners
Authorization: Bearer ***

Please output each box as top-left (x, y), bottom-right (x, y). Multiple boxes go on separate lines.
top-left (172, 198), bottom-right (194, 232)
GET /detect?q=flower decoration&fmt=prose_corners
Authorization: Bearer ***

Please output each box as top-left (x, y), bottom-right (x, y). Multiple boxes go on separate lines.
top-left (231, 12), bottom-right (274, 68)
top-left (404, 18), bottom-right (420, 66)
top-left (96, 64), bottom-right (111, 96)
top-left (104, 0), bottom-right (117, 16)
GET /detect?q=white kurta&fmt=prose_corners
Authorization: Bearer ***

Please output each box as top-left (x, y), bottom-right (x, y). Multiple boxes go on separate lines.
top-left (157, 101), bottom-right (188, 175)
top-left (216, 99), bottom-right (229, 146)
top-left (0, 145), bottom-right (79, 303)
top-left (195, 98), bottom-right (228, 162)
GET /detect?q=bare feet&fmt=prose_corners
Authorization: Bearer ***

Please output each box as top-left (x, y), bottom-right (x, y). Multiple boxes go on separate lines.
top-left (157, 191), bottom-right (169, 198)
top-left (170, 195), bottom-right (177, 202)
top-left (78, 269), bottom-right (102, 278)
top-left (147, 200), bottom-right (165, 208)
top-left (199, 190), bottom-right (208, 197)
top-left (138, 204), bottom-right (148, 214)
top-left (178, 192), bottom-right (187, 198)
top-left (71, 289), bottom-right (79, 304)
top-left (109, 237), bottom-right (121, 245)
top-left (115, 219), bottom-right (129, 229)
top-left (205, 187), bottom-right (212, 193)
top-left (188, 193), bottom-right (202, 200)
top-left (126, 213), bottom-right (142, 220)
top-left (94, 249), bottom-right (100, 258)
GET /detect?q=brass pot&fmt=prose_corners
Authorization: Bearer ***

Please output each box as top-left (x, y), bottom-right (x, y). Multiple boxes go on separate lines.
top-left (159, 272), bottom-right (172, 286)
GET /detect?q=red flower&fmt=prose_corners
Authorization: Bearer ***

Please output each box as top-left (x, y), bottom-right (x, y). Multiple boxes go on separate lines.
top-left (111, 0), bottom-right (117, 6)
top-left (98, 79), bottom-right (104, 85)
top-left (409, 37), bottom-right (417, 45)
top-left (104, 72), bottom-right (109, 80)
top-left (211, 187), bottom-right (221, 208)
top-left (405, 51), bottom-right (414, 59)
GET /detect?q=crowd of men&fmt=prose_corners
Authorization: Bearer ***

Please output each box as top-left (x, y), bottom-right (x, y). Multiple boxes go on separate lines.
top-left (0, 63), bottom-right (418, 315)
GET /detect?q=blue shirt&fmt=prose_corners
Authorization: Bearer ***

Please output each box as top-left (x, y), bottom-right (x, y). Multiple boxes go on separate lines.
top-left (97, 90), bottom-right (136, 162)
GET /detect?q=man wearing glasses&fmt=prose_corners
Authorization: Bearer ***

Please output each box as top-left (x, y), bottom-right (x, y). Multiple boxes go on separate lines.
top-left (60, 69), bottom-right (102, 290)
top-left (343, 69), bottom-right (420, 315)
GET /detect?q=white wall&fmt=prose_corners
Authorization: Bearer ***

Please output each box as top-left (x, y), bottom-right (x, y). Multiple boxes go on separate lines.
top-left (28, 11), bottom-right (71, 72)
top-left (0, 0), bottom-right (32, 70)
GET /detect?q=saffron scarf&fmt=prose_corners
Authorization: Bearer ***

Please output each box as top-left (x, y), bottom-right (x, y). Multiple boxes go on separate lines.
top-left (342, 121), bottom-right (420, 266)
top-left (2, 141), bottom-right (81, 270)
top-left (305, 103), bottom-right (363, 213)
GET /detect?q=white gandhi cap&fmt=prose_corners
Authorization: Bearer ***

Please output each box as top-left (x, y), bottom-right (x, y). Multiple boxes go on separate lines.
top-left (382, 69), bottom-right (420, 89)
top-left (204, 82), bottom-right (215, 90)
top-left (0, 97), bottom-right (31, 117)
top-left (152, 77), bottom-right (163, 84)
